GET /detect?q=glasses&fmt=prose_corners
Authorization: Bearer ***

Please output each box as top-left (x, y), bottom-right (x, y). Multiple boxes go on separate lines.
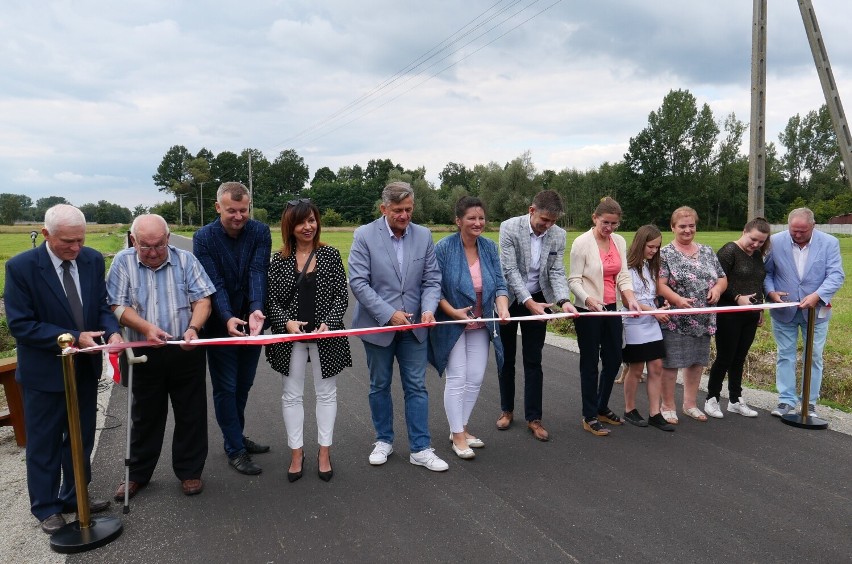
top-left (138, 244), bottom-right (168, 252)
top-left (287, 198), bottom-right (312, 208)
top-left (599, 221), bottom-right (620, 229)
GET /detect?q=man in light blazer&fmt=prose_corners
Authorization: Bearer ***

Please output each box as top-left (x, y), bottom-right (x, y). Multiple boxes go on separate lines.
top-left (765, 207), bottom-right (845, 417)
top-left (5, 204), bottom-right (121, 534)
top-left (497, 190), bottom-right (577, 441)
top-left (349, 181), bottom-right (448, 471)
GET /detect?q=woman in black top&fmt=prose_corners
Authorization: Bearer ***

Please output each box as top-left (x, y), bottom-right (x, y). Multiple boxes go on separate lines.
top-left (266, 199), bottom-right (352, 482)
top-left (704, 217), bottom-right (770, 419)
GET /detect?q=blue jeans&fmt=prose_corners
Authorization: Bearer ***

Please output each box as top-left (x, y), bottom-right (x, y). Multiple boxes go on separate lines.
top-left (208, 345), bottom-right (262, 458)
top-left (772, 309), bottom-right (829, 406)
top-left (363, 332), bottom-right (431, 452)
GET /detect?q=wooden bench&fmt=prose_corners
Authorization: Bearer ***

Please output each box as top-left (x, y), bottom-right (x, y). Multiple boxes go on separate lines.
top-left (0, 357), bottom-right (26, 447)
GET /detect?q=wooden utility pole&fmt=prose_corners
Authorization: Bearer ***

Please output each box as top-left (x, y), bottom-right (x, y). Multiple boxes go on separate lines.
top-left (797, 0), bottom-right (852, 186)
top-left (748, 0), bottom-right (767, 219)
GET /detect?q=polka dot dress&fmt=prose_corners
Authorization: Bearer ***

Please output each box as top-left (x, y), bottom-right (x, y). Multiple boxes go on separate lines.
top-left (265, 245), bottom-right (353, 378)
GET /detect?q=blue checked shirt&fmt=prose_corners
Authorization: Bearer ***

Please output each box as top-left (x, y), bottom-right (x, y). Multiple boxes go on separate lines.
top-left (107, 246), bottom-right (215, 342)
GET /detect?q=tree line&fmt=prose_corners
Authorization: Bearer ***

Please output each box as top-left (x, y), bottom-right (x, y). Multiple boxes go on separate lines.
top-left (0, 195), bottom-right (132, 225)
top-left (5, 89), bottom-right (848, 229)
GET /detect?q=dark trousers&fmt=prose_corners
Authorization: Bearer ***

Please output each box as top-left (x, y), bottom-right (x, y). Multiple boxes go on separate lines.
top-left (574, 305), bottom-right (623, 419)
top-left (707, 310), bottom-right (760, 401)
top-left (21, 373), bottom-right (97, 521)
top-left (498, 294), bottom-right (547, 421)
top-left (208, 345), bottom-right (262, 458)
top-left (129, 346), bottom-right (207, 484)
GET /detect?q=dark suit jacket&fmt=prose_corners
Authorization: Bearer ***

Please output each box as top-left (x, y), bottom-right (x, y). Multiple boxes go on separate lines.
top-left (193, 218), bottom-right (271, 337)
top-left (5, 244), bottom-right (119, 392)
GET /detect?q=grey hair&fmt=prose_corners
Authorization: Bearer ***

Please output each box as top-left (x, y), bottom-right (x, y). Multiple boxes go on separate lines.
top-left (44, 204), bottom-right (86, 233)
top-left (788, 207), bottom-right (815, 225)
top-left (381, 181), bottom-right (414, 205)
top-left (217, 181), bottom-right (250, 203)
top-left (130, 214), bottom-right (170, 239)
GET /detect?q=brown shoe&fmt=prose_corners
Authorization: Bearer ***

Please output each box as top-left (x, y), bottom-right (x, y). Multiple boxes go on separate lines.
top-left (181, 478), bottom-right (204, 496)
top-left (496, 411), bottom-right (513, 430)
top-left (114, 480), bottom-right (145, 502)
top-left (527, 420), bottom-right (550, 441)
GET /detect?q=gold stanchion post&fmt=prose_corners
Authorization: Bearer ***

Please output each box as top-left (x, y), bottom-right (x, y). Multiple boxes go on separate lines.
top-left (50, 334), bottom-right (123, 553)
top-left (781, 308), bottom-right (829, 430)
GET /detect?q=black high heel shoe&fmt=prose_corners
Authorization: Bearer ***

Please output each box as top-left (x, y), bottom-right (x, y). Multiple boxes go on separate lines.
top-left (288, 451), bottom-right (304, 483)
top-left (317, 451), bottom-right (333, 482)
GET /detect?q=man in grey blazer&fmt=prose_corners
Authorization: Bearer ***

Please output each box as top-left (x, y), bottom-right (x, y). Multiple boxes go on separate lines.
top-left (497, 190), bottom-right (577, 441)
top-left (765, 207), bottom-right (845, 417)
top-left (349, 182), bottom-right (448, 471)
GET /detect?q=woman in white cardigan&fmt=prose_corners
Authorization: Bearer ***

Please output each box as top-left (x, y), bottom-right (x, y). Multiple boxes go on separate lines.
top-left (569, 197), bottom-right (641, 436)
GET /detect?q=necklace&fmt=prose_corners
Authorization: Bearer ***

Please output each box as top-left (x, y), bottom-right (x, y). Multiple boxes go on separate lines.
top-left (673, 240), bottom-right (698, 258)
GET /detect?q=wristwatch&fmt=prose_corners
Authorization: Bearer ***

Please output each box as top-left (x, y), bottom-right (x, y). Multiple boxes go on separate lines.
top-left (555, 299), bottom-right (570, 308)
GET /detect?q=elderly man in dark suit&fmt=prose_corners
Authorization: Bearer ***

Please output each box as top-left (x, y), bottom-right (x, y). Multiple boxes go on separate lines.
top-left (496, 190), bottom-right (577, 441)
top-left (194, 182), bottom-right (272, 475)
top-left (5, 204), bottom-right (121, 534)
top-left (349, 181), bottom-right (447, 472)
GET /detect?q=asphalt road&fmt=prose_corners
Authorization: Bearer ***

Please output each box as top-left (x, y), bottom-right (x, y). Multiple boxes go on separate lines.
top-left (71, 235), bottom-right (852, 563)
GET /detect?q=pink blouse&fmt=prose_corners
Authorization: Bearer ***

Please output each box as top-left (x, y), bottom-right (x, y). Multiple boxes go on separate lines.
top-left (467, 259), bottom-right (485, 330)
top-left (599, 241), bottom-right (621, 305)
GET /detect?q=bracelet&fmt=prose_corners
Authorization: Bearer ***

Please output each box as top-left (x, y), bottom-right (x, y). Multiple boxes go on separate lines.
top-left (555, 299), bottom-right (570, 308)
top-left (187, 325), bottom-right (200, 333)
top-left (734, 295), bottom-right (741, 303)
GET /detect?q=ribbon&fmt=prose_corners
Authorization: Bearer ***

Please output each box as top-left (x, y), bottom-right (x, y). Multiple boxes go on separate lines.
top-left (70, 301), bottom-right (800, 355)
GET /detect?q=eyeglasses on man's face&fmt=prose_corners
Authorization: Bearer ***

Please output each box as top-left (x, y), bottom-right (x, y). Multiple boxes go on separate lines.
top-left (138, 244), bottom-right (168, 252)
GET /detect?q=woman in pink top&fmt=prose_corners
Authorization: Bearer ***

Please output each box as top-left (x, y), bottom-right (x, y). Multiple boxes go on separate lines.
top-left (568, 197), bottom-right (641, 436)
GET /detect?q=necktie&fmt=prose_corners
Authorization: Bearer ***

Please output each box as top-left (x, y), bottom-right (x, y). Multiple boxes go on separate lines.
top-left (61, 260), bottom-right (86, 331)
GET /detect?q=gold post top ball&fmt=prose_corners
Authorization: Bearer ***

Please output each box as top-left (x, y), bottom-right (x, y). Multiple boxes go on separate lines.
top-left (57, 333), bottom-right (76, 350)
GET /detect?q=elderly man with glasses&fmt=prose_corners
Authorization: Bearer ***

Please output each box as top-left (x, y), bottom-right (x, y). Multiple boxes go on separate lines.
top-left (107, 214), bottom-right (215, 501)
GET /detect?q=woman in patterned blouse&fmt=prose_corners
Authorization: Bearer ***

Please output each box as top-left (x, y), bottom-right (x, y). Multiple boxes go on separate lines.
top-left (656, 207), bottom-right (727, 424)
top-left (266, 199), bottom-right (352, 483)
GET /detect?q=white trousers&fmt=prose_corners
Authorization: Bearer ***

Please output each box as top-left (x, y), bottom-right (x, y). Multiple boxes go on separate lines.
top-left (444, 328), bottom-right (490, 433)
top-left (282, 342), bottom-right (337, 449)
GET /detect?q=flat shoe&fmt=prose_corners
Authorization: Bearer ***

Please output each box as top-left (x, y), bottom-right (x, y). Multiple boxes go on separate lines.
top-left (683, 406), bottom-right (707, 422)
top-left (451, 443), bottom-right (475, 459)
top-left (449, 433), bottom-right (485, 448)
top-left (181, 478), bottom-right (204, 496)
top-left (661, 410), bottom-right (679, 425)
top-left (41, 513), bottom-right (65, 535)
top-left (114, 480), bottom-right (145, 502)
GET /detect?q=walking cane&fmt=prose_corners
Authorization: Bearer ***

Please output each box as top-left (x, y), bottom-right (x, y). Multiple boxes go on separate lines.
top-left (114, 305), bottom-right (148, 514)
top-left (780, 306), bottom-right (828, 430)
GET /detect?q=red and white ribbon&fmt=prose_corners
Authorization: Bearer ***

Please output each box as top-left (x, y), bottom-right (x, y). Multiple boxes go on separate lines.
top-left (70, 301), bottom-right (800, 355)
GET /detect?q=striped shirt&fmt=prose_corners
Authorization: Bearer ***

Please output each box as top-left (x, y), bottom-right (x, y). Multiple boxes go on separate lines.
top-left (107, 245), bottom-right (215, 342)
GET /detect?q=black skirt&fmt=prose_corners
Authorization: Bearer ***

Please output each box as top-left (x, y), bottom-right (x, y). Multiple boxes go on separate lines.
top-left (622, 339), bottom-right (666, 364)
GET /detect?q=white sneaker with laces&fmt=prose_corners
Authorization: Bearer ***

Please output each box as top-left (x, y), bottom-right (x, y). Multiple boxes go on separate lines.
top-left (704, 397), bottom-right (724, 419)
top-left (728, 398), bottom-right (758, 417)
top-left (409, 448), bottom-right (449, 472)
top-left (369, 441), bottom-right (393, 465)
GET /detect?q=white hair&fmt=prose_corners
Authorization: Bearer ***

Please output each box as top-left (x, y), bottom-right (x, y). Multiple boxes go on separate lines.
top-left (788, 207), bottom-right (815, 225)
top-left (44, 204), bottom-right (86, 233)
top-left (130, 214), bottom-right (170, 239)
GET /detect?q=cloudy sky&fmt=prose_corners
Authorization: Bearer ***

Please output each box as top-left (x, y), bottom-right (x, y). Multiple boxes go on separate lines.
top-left (2, 0), bottom-right (851, 210)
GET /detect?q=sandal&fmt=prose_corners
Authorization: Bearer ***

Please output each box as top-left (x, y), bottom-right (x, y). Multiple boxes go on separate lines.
top-left (582, 417), bottom-right (610, 436)
top-left (661, 410), bottom-right (679, 425)
top-left (683, 406), bottom-right (708, 422)
top-left (597, 409), bottom-right (623, 426)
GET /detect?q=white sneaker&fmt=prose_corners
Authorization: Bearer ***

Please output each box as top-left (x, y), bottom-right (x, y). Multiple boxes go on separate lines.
top-left (704, 397), bottom-right (724, 419)
top-left (409, 448), bottom-right (449, 472)
top-left (728, 398), bottom-right (758, 417)
top-left (368, 441), bottom-right (393, 465)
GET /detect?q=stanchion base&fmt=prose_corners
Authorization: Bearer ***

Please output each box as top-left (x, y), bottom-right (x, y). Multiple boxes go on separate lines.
top-left (780, 413), bottom-right (829, 430)
top-left (50, 515), bottom-right (123, 554)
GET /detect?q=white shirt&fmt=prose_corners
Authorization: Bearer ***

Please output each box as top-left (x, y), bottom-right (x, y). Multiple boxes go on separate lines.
top-left (792, 239), bottom-right (810, 280)
top-left (525, 219), bottom-right (547, 296)
top-left (45, 244), bottom-right (82, 306)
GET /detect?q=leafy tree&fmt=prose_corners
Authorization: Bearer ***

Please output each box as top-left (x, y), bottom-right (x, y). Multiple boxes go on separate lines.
top-left (0, 193), bottom-right (24, 225)
top-left (254, 149), bottom-right (310, 220)
top-left (35, 196), bottom-right (70, 219)
top-left (710, 113), bottom-right (748, 228)
top-left (132, 204), bottom-right (149, 218)
top-left (311, 166), bottom-right (336, 186)
top-left (79, 203), bottom-right (98, 223)
top-left (184, 201), bottom-right (197, 225)
top-left (149, 201), bottom-right (179, 224)
top-left (153, 145), bottom-right (193, 193)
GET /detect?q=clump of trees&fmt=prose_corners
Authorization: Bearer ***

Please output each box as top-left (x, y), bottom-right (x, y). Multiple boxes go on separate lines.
top-left (0, 195), bottom-right (132, 225)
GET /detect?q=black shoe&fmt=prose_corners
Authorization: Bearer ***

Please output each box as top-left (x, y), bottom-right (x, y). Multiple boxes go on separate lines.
top-left (62, 497), bottom-right (111, 514)
top-left (317, 452), bottom-right (333, 482)
top-left (229, 451), bottom-right (262, 475)
top-left (623, 409), bottom-right (649, 427)
top-left (648, 413), bottom-right (676, 432)
top-left (41, 513), bottom-right (65, 535)
top-left (288, 451), bottom-right (304, 483)
top-left (243, 436), bottom-right (270, 454)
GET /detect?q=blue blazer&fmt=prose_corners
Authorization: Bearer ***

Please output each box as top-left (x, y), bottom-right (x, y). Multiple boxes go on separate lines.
top-left (193, 218), bottom-right (271, 337)
top-left (349, 217), bottom-right (441, 346)
top-left (5, 244), bottom-right (119, 392)
top-left (428, 233), bottom-right (507, 376)
top-left (764, 229), bottom-right (845, 324)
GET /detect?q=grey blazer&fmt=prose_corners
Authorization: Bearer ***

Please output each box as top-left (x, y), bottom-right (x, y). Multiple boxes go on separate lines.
top-left (348, 217), bottom-right (441, 346)
top-left (498, 214), bottom-right (571, 306)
